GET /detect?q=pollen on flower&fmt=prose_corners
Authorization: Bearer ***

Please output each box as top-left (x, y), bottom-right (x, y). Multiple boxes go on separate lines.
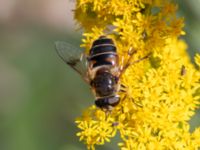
top-left (74, 0), bottom-right (200, 149)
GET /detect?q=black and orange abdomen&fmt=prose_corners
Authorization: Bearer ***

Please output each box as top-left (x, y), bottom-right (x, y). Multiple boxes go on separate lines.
top-left (89, 36), bottom-right (118, 68)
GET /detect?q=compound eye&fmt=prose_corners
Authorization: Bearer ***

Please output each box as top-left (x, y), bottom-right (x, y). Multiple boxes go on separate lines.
top-left (108, 96), bottom-right (120, 106)
top-left (95, 96), bottom-right (120, 109)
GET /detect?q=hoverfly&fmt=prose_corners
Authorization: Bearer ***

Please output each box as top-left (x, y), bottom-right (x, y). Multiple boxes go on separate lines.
top-left (55, 36), bottom-right (149, 110)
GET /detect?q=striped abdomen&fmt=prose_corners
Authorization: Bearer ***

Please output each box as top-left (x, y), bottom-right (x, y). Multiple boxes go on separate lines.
top-left (88, 36), bottom-right (118, 69)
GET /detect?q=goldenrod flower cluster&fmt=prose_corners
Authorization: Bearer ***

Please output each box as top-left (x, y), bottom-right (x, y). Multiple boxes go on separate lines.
top-left (74, 0), bottom-right (200, 149)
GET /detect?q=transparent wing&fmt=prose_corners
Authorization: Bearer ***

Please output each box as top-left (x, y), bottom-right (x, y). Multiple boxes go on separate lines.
top-left (55, 41), bottom-right (89, 82)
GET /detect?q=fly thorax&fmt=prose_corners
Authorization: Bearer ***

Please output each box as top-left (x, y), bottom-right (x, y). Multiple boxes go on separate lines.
top-left (91, 69), bottom-right (118, 97)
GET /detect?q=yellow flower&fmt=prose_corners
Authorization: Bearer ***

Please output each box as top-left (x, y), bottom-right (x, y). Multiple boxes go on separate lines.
top-left (195, 54), bottom-right (200, 68)
top-left (74, 0), bottom-right (200, 149)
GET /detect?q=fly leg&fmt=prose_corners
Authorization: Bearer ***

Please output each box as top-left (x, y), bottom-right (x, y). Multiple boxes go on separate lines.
top-left (120, 83), bottom-right (143, 108)
top-left (119, 83), bottom-right (127, 93)
top-left (119, 47), bottom-right (151, 78)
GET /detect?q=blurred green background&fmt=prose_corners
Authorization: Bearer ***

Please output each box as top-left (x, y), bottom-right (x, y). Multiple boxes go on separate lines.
top-left (0, 0), bottom-right (199, 150)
